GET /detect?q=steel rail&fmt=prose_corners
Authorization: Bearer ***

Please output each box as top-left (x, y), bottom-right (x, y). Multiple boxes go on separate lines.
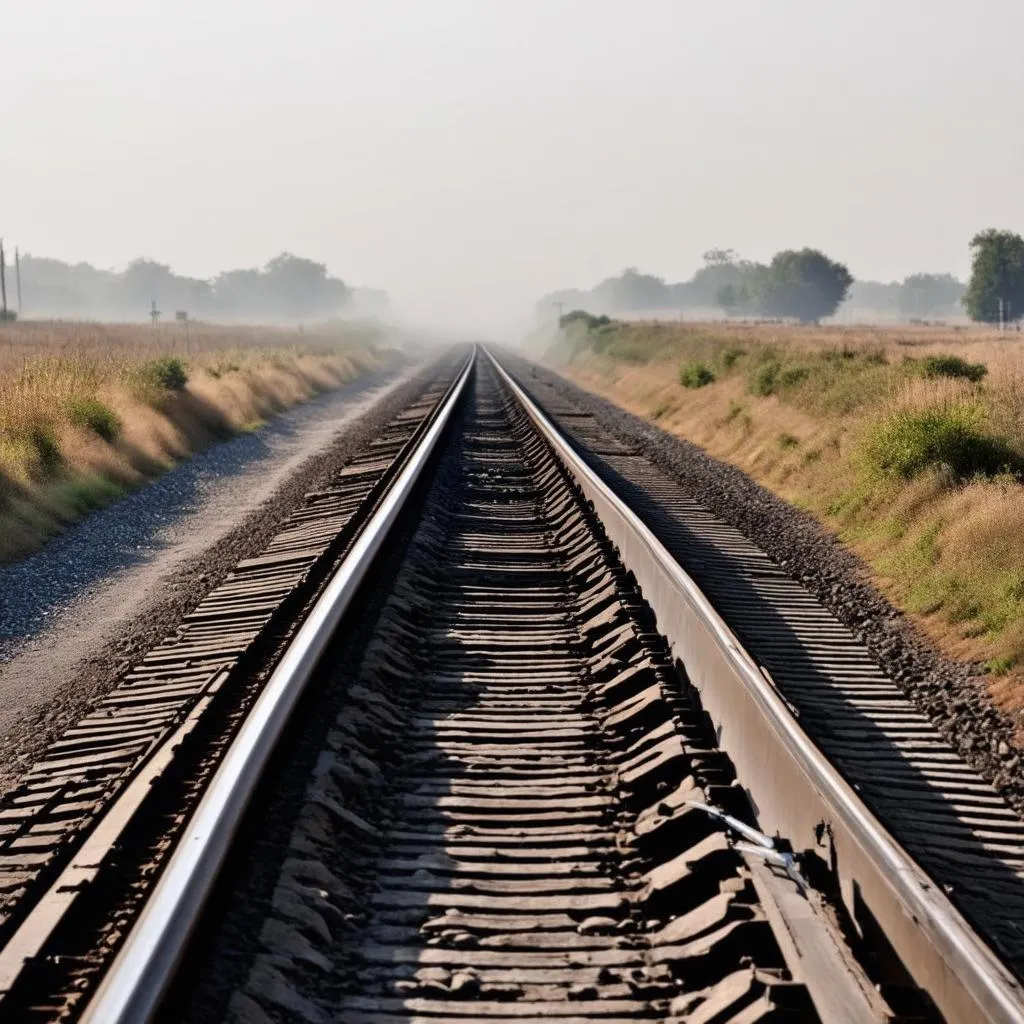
top-left (487, 348), bottom-right (1024, 1024)
top-left (79, 351), bottom-right (474, 1024)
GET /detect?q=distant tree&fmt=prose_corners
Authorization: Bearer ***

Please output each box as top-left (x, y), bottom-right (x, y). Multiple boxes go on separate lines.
top-left (15, 252), bottom-right (363, 321)
top-left (702, 248), bottom-right (739, 267)
top-left (715, 284), bottom-right (739, 315)
top-left (901, 272), bottom-right (962, 315)
top-left (592, 268), bottom-right (669, 312)
top-left (213, 268), bottom-right (265, 315)
top-left (559, 309), bottom-right (611, 330)
top-left (682, 250), bottom-right (768, 311)
top-left (690, 256), bottom-right (748, 307)
top-left (964, 230), bottom-right (1024, 323)
top-left (843, 279), bottom-right (902, 316)
top-left (262, 252), bottom-right (349, 318)
top-left (122, 259), bottom-right (177, 311)
top-left (757, 248), bottom-right (853, 323)
top-left (898, 273), bottom-right (965, 317)
top-left (539, 248), bottom-right (856, 322)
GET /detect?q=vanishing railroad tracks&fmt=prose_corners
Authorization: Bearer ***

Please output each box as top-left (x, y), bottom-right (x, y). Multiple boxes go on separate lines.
top-left (0, 347), bottom-right (1022, 1022)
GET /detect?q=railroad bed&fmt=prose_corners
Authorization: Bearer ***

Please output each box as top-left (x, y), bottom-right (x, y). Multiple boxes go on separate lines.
top-left (199, 357), bottom-right (837, 1023)
top-left (0, 348), bottom-right (1021, 1023)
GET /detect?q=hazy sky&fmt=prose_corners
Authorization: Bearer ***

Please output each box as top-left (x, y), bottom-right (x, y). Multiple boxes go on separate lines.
top-left (4, 1), bottom-right (1024, 331)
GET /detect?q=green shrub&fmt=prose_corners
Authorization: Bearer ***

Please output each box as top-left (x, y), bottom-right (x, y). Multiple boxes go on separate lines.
top-left (68, 397), bottom-right (121, 442)
top-left (32, 426), bottom-right (61, 474)
top-left (986, 656), bottom-right (1017, 675)
top-left (749, 360), bottom-right (782, 396)
top-left (679, 361), bottom-right (716, 388)
top-left (0, 424), bottom-right (62, 478)
top-left (721, 346), bottom-right (746, 369)
top-left (559, 310), bottom-right (611, 331)
top-left (50, 474), bottom-right (127, 516)
top-left (748, 359), bottom-right (810, 397)
top-left (778, 432), bottom-right (800, 450)
top-left (148, 356), bottom-right (188, 390)
top-left (860, 403), bottom-right (1020, 481)
top-left (126, 357), bottom-right (189, 405)
top-left (921, 354), bottom-right (987, 383)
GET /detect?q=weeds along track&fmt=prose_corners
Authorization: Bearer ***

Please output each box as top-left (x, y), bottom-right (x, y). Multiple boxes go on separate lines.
top-left (0, 349), bottom-right (1022, 1022)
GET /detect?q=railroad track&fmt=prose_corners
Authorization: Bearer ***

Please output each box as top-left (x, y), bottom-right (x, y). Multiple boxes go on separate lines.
top-left (0, 348), bottom-right (1021, 1022)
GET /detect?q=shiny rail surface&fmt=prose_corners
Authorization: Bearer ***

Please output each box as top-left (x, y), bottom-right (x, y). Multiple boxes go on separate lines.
top-left (81, 354), bottom-right (475, 1024)
top-left (1, 346), bottom-right (1022, 1022)
top-left (497, 350), bottom-right (1024, 992)
top-left (491, 350), bottom-right (1024, 1024)
top-left (0, 352), bottom-right (470, 1020)
top-left (170, 357), bottom-right (866, 1022)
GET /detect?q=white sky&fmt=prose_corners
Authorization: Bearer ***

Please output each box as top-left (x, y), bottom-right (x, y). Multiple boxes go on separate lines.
top-left (3, 0), bottom-right (1023, 332)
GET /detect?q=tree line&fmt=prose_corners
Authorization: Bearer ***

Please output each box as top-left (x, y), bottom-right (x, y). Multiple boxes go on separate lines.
top-left (12, 252), bottom-right (389, 321)
top-left (540, 252), bottom-right (972, 325)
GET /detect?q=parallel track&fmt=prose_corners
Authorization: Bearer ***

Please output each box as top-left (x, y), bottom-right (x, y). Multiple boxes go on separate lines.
top-left (0, 348), bottom-right (1021, 1022)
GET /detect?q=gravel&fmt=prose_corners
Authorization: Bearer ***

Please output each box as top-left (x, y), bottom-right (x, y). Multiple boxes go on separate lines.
top-left (513, 355), bottom-right (1024, 815)
top-left (0, 355), bottom-right (455, 789)
top-left (0, 367), bottom-right (401, 655)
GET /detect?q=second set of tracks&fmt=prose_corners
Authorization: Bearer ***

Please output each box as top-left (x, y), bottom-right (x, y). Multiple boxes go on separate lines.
top-left (0, 348), bottom-right (1023, 1022)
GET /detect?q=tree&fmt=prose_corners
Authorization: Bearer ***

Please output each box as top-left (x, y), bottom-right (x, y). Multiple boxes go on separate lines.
top-left (14, 252), bottom-right (364, 321)
top-left (757, 248), bottom-right (853, 323)
top-left (685, 250), bottom-right (768, 310)
top-left (964, 230), bottom-right (1024, 323)
top-left (702, 248), bottom-right (739, 267)
top-left (898, 273), bottom-right (965, 317)
top-left (592, 268), bottom-right (669, 312)
top-left (844, 279), bottom-right (901, 316)
top-left (262, 252), bottom-right (349, 318)
top-left (122, 259), bottom-right (177, 310)
top-left (715, 284), bottom-right (740, 315)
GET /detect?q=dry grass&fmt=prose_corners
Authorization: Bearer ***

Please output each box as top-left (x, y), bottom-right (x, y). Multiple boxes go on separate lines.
top-left (0, 321), bottom-right (388, 562)
top-left (549, 319), bottom-right (1024, 707)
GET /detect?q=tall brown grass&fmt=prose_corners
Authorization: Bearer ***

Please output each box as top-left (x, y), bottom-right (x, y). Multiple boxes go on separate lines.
top-left (550, 320), bottom-right (1024, 708)
top-left (0, 321), bottom-right (388, 561)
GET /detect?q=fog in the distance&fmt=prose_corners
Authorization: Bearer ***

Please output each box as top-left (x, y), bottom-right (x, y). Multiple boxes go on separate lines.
top-left (4, 1), bottom-right (1023, 337)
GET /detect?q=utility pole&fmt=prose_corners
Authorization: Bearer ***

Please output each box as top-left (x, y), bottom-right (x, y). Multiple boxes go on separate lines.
top-left (0, 239), bottom-right (7, 319)
top-left (150, 299), bottom-right (161, 325)
top-left (14, 248), bottom-right (22, 318)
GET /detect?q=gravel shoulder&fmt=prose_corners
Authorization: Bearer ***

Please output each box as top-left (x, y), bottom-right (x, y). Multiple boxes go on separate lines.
top-left (0, 357), bottom-right (442, 790)
top-left (514, 354), bottom-right (1024, 813)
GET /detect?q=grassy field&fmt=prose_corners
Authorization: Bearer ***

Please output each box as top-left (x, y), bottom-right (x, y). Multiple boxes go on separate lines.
top-left (0, 321), bottom-right (389, 562)
top-left (547, 318), bottom-right (1024, 709)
